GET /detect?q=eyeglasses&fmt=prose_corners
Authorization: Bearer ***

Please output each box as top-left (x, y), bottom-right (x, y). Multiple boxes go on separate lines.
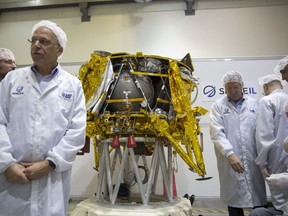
top-left (27, 38), bottom-right (59, 47)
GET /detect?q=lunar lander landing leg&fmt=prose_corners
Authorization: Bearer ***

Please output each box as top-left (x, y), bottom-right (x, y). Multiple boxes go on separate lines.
top-left (96, 139), bottom-right (176, 204)
top-left (71, 139), bottom-right (193, 216)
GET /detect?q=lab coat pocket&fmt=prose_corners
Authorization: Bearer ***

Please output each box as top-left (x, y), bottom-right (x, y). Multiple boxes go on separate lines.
top-left (56, 99), bottom-right (73, 121)
top-left (58, 89), bottom-right (74, 111)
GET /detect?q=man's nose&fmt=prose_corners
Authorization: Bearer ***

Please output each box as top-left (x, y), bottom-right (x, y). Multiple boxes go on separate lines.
top-left (11, 63), bottom-right (16, 70)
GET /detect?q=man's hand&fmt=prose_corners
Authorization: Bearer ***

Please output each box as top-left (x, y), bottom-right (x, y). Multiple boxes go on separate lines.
top-left (21, 160), bottom-right (52, 181)
top-left (227, 154), bottom-right (245, 173)
top-left (284, 136), bottom-right (288, 153)
top-left (285, 102), bottom-right (288, 118)
top-left (266, 173), bottom-right (288, 191)
top-left (260, 165), bottom-right (270, 178)
top-left (4, 163), bottom-right (30, 184)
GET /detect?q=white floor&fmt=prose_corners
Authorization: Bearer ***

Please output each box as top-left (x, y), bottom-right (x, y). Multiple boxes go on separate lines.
top-left (191, 198), bottom-right (252, 216)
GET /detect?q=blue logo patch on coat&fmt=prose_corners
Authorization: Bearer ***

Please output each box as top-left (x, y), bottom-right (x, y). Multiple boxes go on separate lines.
top-left (59, 89), bottom-right (74, 101)
top-left (223, 108), bottom-right (231, 115)
top-left (12, 86), bottom-right (24, 95)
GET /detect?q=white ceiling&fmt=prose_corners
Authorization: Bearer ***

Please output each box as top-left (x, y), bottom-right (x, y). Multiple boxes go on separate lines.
top-left (0, 0), bottom-right (287, 12)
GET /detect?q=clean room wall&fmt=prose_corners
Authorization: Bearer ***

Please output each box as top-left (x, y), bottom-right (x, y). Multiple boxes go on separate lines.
top-left (1, 2), bottom-right (288, 64)
top-left (1, 1), bottom-right (288, 199)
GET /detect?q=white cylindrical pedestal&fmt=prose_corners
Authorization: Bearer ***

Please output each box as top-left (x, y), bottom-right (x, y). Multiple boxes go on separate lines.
top-left (70, 196), bottom-right (192, 216)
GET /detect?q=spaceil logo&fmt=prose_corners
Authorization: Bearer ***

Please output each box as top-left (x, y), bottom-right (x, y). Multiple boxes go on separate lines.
top-left (201, 81), bottom-right (259, 102)
top-left (203, 85), bottom-right (217, 98)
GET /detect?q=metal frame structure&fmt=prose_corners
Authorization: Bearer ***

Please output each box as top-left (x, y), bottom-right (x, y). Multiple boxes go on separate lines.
top-left (95, 138), bottom-right (175, 204)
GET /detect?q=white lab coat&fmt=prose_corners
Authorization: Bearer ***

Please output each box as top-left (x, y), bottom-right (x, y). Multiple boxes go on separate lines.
top-left (209, 95), bottom-right (267, 208)
top-left (0, 66), bottom-right (86, 216)
top-left (255, 89), bottom-right (288, 210)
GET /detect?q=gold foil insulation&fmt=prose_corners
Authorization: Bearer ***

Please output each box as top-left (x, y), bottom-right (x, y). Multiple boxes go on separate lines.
top-left (79, 52), bottom-right (208, 176)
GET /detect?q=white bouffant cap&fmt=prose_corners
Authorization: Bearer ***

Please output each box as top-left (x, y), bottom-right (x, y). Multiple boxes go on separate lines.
top-left (274, 56), bottom-right (288, 75)
top-left (31, 20), bottom-right (67, 57)
top-left (222, 71), bottom-right (244, 86)
top-left (0, 48), bottom-right (15, 61)
top-left (258, 74), bottom-right (284, 86)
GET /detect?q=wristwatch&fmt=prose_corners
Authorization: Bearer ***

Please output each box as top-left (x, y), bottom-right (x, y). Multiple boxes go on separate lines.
top-left (47, 160), bottom-right (56, 170)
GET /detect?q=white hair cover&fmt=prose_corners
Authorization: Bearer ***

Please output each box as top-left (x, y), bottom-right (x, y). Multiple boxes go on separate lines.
top-left (274, 56), bottom-right (288, 75)
top-left (258, 74), bottom-right (284, 86)
top-left (0, 48), bottom-right (15, 61)
top-left (222, 71), bottom-right (244, 86)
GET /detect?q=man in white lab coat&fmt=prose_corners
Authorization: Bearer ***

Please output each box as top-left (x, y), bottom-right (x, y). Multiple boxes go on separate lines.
top-left (209, 71), bottom-right (267, 216)
top-left (275, 56), bottom-right (288, 150)
top-left (0, 20), bottom-right (86, 216)
top-left (249, 74), bottom-right (288, 216)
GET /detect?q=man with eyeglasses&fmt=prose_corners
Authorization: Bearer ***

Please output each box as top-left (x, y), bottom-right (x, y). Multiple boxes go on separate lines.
top-left (0, 20), bottom-right (86, 216)
top-left (0, 48), bottom-right (16, 82)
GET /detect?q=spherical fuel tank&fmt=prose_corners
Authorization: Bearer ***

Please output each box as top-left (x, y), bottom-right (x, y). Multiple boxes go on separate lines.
top-left (107, 71), bottom-right (154, 112)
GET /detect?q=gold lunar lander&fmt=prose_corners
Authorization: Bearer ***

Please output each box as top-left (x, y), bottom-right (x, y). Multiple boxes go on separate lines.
top-left (79, 51), bottom-right (209, 205)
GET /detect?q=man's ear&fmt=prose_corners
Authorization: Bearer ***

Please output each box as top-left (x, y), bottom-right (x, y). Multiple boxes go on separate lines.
top-left (57, 46), bottom-right (63, 57)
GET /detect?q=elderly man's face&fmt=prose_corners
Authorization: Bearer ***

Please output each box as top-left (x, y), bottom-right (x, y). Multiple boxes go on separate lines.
top-left (280, 64), bottom-right (288, 82)
top-left (225, 82), bottom-right (243, 101)
top-left (30, 26), bottom-right (63, 69)
top-left (0, 58), bottom-right (16, 80)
